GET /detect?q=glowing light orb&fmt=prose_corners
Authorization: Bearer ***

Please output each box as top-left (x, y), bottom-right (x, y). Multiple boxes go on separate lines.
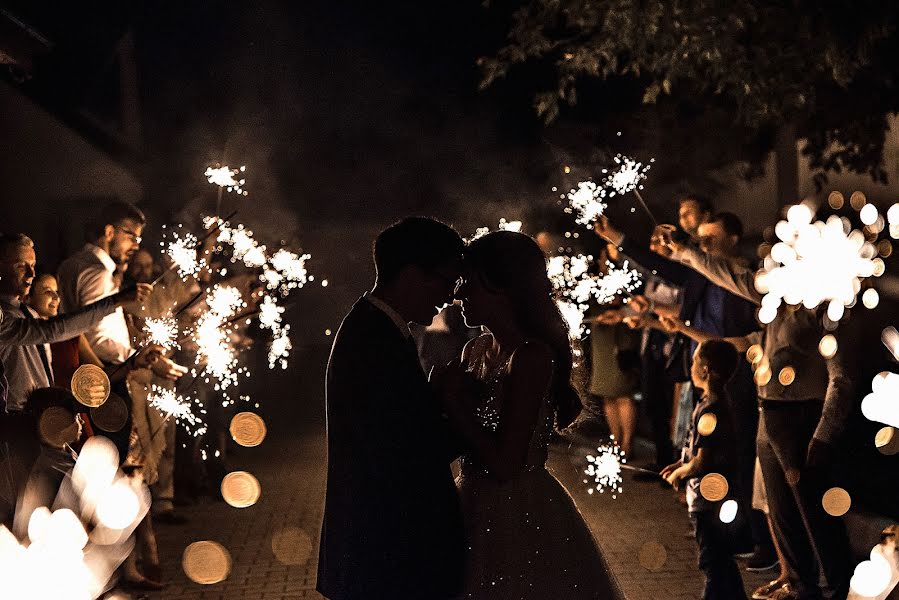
top-left (719, 499), bottom-right (739, 524)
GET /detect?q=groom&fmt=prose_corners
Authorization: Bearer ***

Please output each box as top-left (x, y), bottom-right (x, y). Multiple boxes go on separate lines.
top-left (317, 217), bottom-right (467, 600)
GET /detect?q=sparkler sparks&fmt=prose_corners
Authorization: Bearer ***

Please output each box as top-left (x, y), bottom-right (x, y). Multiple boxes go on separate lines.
top-left (602, 155), bottom-right (653, 197)
top-left (584, 437), bottom-right (626, 499)
top-left (548, 254), bottom-right (598, 338)
top-left (566, 181), bottom-right (608, 226)
top-left (754, 204), bottom-right (879, 324)
top-left (468, 219), bottom-right (525, 242)
top-left (594, 261), bottom-right (642, 304)
top-left (205, 165), bottom-right (248, 196)
top-left (148, 385), bottom-right (205, 435)
top-left (267, 249), bottom-right (311, 295)
top-left (162, 230), bottom-right (205, 279)
top-left (143, 317), bottom-right (180, 351)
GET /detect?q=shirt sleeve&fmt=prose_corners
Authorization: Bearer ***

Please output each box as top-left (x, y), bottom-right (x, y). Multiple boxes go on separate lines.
top-left (619, 236), bottom-right (694, 286)
top-left (0, 296), bottom-right (119, 346)
top-left (814, 323), bottom-right (858, 444)
top-left (671, 246), bottom-right (763, 306)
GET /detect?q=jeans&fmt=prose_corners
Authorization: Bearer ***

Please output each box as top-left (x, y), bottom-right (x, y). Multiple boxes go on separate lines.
top-left (691, 510), bottom-right (748, 600)
top-left (757, 401), bottom-right (850, 600)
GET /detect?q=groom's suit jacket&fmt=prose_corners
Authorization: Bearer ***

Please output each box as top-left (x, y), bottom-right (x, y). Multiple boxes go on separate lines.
top-left (317, 297), bottom-right (464, 600)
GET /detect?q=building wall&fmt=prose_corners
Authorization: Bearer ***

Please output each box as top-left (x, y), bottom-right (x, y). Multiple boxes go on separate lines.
top-left (0, 80), bottom-right (142, 269)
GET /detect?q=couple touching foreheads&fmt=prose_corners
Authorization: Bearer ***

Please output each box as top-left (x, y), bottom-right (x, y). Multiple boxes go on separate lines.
top-left (317, 217), bottom-right (622, 600)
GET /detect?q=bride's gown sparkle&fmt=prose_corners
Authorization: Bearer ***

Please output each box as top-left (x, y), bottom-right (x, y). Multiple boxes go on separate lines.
top-left (456, 338), bottom-right (620, 599)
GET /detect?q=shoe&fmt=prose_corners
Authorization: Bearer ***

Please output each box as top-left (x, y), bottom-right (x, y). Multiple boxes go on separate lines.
top-left (153, 510), bottom-right (188, 525)
top-left (752, 579), bottom-right (788, 600)
top-left (745, 546), bottom-right (779, 572)
top-left (768, 583), bottom-right (799, 600)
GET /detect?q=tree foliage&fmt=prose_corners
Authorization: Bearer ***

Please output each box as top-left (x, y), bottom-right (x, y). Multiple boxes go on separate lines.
top-left (480, 1), bottom-right (899, 185)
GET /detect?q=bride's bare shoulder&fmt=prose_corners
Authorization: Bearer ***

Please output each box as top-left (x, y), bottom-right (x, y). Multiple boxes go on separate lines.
top-left (461, 333), bottom-right (494, 365)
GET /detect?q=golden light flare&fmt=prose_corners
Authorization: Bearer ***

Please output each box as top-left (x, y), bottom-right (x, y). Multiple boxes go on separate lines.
top-left (71, 363), bottom-right (110, 408)
top-left (822, 487), bottom-right (852, 517)
top-left (778, 367), bottom-right (796, 386)
top-left (699, 473), bottom-right (729, 502)
top-left (875, 426), bottom-right (899, 455)
top-left (221, 471), bottom-right (261, 508)
top-left (182, 540), bottom-right (232, 585)
top-left (828, 191), bottom-right (845, 210)
top-left (697, 413), bottom-right (718, 437)
top-left (850, 191), bottom-right (867, 211)
top-left (229, 412), bottom-right (267, 447)
top-left (754, 364), bottom-right (773, 386)
top-left (637, 541), bottom-right (668, 572)
top-left (818, 335), bottom-right (838, 359)
top-left (38, 406), bottom-right (79, 447)
top-left (746, 344), bottom-right (764, 365)
top-left (90, 394), bottom-right (129, 432)
top-left (271, 527), bottom-right (313, 565)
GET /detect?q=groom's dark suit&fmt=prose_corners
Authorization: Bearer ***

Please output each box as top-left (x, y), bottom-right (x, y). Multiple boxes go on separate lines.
top-left (317, 297), bottom-right (465, 600)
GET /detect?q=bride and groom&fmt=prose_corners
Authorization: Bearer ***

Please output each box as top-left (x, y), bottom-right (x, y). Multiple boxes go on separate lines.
top-left (317, 217), bottom-right (621, 600)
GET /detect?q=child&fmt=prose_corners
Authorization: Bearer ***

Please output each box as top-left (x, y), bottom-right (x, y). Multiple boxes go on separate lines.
top-left (661, 340), bottom-right (747, 600)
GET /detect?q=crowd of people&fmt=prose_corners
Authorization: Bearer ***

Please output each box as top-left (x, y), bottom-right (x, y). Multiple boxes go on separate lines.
top-left (0, 201), bottom-right (258, 593)
top-left (550, 193), bottom-right (897, 600)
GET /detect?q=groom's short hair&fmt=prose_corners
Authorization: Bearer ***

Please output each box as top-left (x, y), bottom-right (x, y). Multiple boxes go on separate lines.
top-left (373, 217), bottom-right (463, 283)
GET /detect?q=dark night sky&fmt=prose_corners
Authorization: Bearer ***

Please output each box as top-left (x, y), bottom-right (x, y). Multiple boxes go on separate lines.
top-left (135, 1), bottom-right (565, 233)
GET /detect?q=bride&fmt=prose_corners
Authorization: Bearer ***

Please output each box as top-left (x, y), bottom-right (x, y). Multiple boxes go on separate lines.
top-left (441, 230), bottom-right (621, 599)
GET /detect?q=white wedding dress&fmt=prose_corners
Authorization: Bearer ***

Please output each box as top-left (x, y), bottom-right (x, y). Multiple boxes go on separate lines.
top-left (456, 337), bottom-right (621, 599)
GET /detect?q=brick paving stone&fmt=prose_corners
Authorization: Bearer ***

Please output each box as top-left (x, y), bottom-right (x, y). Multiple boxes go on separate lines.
top-left (129, 423), bottom-right (769, 600)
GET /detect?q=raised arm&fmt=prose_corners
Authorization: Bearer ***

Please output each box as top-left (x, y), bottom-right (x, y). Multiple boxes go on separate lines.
top-left (658, 315), bottom-right (759, 354)
top-left (0, 285), bottom-right (151, 347)
top-left (667, 243), bottom-right (762, 306)
top-left (594, 217), bottom-right (694, 286)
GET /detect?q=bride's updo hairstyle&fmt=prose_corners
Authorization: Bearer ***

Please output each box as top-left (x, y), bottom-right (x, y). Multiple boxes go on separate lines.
top-left (464, 231), bottom-right (581, 427)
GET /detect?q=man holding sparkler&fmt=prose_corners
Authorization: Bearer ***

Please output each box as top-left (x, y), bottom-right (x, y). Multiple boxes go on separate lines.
top-left (318, 217), bottom-right (466, 600)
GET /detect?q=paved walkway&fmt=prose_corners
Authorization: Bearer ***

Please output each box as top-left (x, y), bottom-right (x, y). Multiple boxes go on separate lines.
top-left (133, 426), bottom-right (772, 600)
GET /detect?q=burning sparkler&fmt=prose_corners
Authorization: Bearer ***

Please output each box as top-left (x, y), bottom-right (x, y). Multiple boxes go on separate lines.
top-left (754, 203), bottom-right (879, 324)
top-left (594, 260), bottom-right (642, 304)
top-left (566, 181), bottom-right (608, 227)
top-left (143, 317), bottom-right (180, 352)
top-left (162, 230), bottom-right (205, 279)
top-left (584, 437), bottom-right (626, 499)
top-left (548, 254), bottom-right (599, 338)
top-left (148, 385), bottom-right (206, 436)
top-left (205, 165), bottom-right (248, 196)
top-left (468, 219), bottom-right (525, 242)
top-left (602, 154), bottom-right (657, 225)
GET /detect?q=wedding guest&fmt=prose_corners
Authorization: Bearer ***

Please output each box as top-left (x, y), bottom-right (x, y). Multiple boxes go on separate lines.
top-left (659, 227), bottom-right (855, 600)
top-left (0, 234), bottom-right (150, 528)
top-left (662, 340), bottom-right (747, 600)
top-left (596, 212), bottom-right (768, 559)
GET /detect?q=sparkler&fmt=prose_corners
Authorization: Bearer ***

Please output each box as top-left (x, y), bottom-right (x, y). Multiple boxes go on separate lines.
top-left (205, 165), bottom-right (248, 196)
top-left (594, 260), bottom-right (642, 304)
top-left (584, 437), bottom-right (626, 499)
top-left (566, 181), bottom-right (607, 227)
top-left (547, 254), bottom-right (598, 338)
top-left (754, 204), bottom-right (879, 324)
top-left (143, 317), bottom-right (180, 351)
top-left (162, 231), bottom-right (205, 279)
top-left (602, 155), bottom-right (657, 225)
top-left (147, 385), bottom-right (206, 436)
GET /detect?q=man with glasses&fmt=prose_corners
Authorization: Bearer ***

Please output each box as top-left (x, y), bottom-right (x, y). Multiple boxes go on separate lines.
top-left (57, 201), bottom-right (146, 365)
